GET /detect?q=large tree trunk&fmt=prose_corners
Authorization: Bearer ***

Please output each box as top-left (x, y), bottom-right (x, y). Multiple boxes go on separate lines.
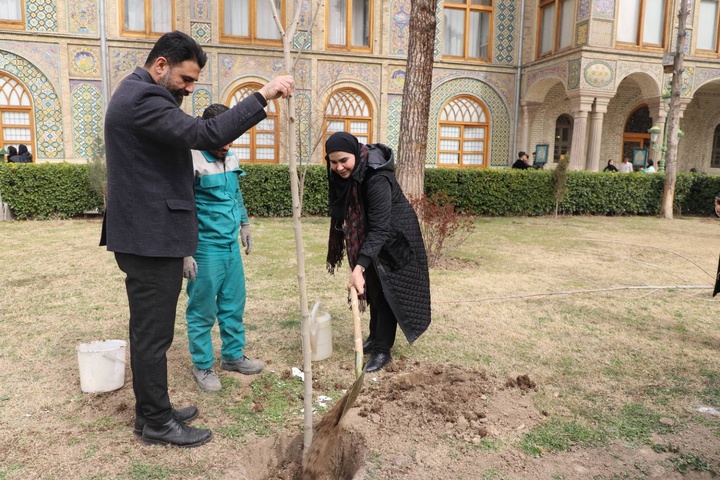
top-left (396, 0), bottom-right (438, 200)
top-left (660, 1), bottom-right (689, 219)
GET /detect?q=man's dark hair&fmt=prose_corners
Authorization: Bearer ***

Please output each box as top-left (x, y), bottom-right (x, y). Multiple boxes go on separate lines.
top-left (201, 103), bottom-right (230, 120)
top-left (144, 31), bottom-right (207, 69)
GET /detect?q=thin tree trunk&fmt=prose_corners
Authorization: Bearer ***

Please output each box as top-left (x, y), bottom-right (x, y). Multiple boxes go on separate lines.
top-left (269, 0), bottom-right (313, 456)
top-left (396, 0), bottom-right (438, 200)
top-left (660, 0), bottom-right (689, 219)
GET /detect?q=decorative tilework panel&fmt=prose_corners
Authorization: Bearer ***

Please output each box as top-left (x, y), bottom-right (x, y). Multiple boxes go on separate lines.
top-left (616, 61), bottom-right (662, 94)
top-left (671, 28), bottom-right (692, 54)
top-left (293, 31), bottom-right (312, 51)
top-left (693, 67), bottom-right (720, 95)
top-left (568, 59), bottom-right (581, 89)
top-left (583, 60), bottom-right (615, 89)
top-left (192, 88), bottom-right (212, 117)
top-left (433, 70), bottom-right (515, 108)
top-left (434, 0), bottom-right (443, 59)
top-left (389, 69), bottom-right (406, 92)
top-left (297, 0), bottom-right (311, 29)
top-left (590, 19), bottom-right (614, 47)
top-left (525, 63), bottom-right (568, 94)
top-left (219, 54), bottom-right (293, 94)
top-left (663, 69), bottom-right (694, 97)
top-left (26, 0), bottom-right (57, 32)
top-left (428, 78), bottom-right (511, 167)
top-left (69, 46), bottom-right (100, 77)
top-left (317, 62), bottom-right (382, 100)
top-left (68, 0), bottom-right (97, 34)
top-left (192, 0), bottom-right (210, 20)
top-left (191, 22), bottom-right (212, 43)
top-left (577, 0), bottom-right (590, 21)
top-left (109, 48), bottom-right (147, 92)
top-left (0, 41), bottom-right (60, 86)
top-left (294, 93), bottom-right (312, 164)
top-left (389, 0), bottom-right (411, 56)
top-left (387, 94), bottom-right (403, 153)
top-left (70, 81), bottom-right (103, 159)
top-left (0, 50), bottom-right (63, 158)
top-left (493, 0), bottom-right (516, 65)
top-left (592, 0), bottom-right (615, 19)
top-left (576, 22), bottom-right (588, 46)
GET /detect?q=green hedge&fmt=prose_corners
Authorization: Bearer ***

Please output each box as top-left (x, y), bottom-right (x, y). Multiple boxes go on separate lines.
top-left (0, 163), bottom-right (103, 219)
top-left (425, 169), bottom-right (719, 216)
top-left (1, 163), bottom-right (719, 219)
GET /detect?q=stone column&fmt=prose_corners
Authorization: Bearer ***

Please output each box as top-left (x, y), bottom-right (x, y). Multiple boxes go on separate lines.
top-left (647, 96), bottom-right (668, 164)
top-left (520, 101), bottom-right (539, 154)
top-left (585, 97), bottom-right (611, 171)
top-left (568, 94), bottom-right (594, 170)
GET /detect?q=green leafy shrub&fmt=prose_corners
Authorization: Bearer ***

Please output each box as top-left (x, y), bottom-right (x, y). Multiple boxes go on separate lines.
top-left (239, 164), bottom-right (328, 217)
top-left (0, 163), bottom-right (103, 219)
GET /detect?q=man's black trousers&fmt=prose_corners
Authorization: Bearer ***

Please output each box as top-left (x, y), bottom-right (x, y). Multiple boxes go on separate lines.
top-left (115, 253), bottom-right (183, 426)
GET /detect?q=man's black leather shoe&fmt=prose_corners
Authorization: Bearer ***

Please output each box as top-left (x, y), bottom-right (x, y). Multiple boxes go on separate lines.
top-left (365, 352), bottom-right (392, 373)
top-left (134, 406), bottom-right (199, 437)
top-left (141, 418), bottom-right (212, 448)
top-left (362, 338), bottom-right (374, 354)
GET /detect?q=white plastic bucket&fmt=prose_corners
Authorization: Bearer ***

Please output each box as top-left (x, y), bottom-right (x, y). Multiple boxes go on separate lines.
top-left (309, 301), bottom-right (333, 361)
top-left (77, 340), bottom-right (127, 393)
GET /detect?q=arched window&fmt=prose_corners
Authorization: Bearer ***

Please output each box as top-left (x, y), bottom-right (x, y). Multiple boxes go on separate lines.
top-left (622, 105), bottom-right (652, 160)
top-left (553, 114), bottom-right (573, 162)
top-left (0, 73), bottom-right (34, 158)
top-left (228, 83), bottom-right (279, 163)
top-left (437, 95), bottom-right (489, 168)
top-left (712, 124), bottom-right (720, 168)
top-left (324, 89), bottom-right (372, 145)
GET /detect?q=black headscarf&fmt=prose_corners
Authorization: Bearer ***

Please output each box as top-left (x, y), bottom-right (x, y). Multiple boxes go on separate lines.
top-left (325, 132), bottom-right (368, 276)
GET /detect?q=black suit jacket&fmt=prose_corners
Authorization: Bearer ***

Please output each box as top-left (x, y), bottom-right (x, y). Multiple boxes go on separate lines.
top-left (101, 67), bottom-right (267, 257)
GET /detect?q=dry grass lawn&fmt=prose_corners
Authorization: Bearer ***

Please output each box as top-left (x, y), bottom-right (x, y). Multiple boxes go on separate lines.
top-left (1, 215), bottom-right (719, 479)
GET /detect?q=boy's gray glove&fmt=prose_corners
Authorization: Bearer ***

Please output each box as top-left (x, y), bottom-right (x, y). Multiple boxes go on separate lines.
top-left (240, 223), bottom-right (252, 255)
top-left (183, 256), bottom-right (197, 281)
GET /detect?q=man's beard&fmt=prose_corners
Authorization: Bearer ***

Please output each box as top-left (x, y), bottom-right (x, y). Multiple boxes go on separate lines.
top-left (158, 69), bottom-right (186, 106)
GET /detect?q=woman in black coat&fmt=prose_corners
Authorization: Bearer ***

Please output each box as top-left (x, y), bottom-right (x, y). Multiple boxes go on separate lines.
top-left (325, 132), bottom-right (431, 372)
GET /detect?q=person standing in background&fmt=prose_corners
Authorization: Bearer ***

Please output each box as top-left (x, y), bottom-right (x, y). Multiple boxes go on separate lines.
top-left (184, 103), bottom-right (264, 394)
top-left (618, 157), bottom-right (634, 173)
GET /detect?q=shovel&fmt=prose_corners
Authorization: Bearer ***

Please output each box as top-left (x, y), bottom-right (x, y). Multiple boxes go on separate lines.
top-left (337, 285), bottom-right (365, 423)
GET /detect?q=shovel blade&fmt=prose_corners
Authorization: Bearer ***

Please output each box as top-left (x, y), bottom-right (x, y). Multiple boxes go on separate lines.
top-left (339, 370), bottom-right (366, 422)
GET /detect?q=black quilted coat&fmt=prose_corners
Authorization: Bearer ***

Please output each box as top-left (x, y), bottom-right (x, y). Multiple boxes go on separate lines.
top-left (352, 144), bottom-right (431, 344)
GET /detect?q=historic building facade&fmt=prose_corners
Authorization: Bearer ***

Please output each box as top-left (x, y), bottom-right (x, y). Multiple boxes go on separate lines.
top-left (0, 0), bottom-right (719, 172)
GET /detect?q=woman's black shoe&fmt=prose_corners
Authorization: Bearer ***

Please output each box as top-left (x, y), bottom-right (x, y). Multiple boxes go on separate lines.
top-left (362, 338), bottom-right (374, 354)
top-left (365, 352), bottom-right (392, 373)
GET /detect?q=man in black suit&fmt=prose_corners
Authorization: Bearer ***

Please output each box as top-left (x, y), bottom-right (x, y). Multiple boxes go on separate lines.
top-left (101, 31), bottom-right (294, 447)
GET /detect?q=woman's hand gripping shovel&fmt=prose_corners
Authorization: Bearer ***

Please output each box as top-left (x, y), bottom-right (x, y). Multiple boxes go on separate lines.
top-left (337, 285), bottom-right (365, 424)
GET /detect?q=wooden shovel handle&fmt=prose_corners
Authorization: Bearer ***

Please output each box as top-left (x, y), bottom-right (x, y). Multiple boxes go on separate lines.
top-left (349, 286), bottom-right (363, 378)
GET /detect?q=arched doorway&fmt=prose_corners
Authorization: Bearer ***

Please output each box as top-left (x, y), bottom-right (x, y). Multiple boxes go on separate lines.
top-left (622, 105), bottom-right (653, 161)
top-left (553, 114), bottom-right (573, 163)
